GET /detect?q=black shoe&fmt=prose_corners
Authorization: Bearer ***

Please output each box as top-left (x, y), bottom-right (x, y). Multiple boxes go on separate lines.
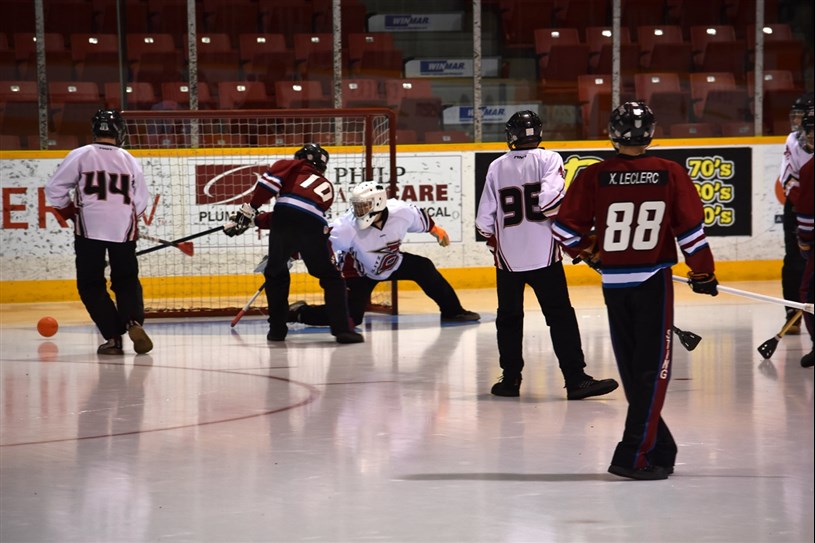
top-left (441, 310), bottom-right (481, 322)
top-left (267, 329), bottom-right (287, 341)
top-left (567, 377), bottom-right (619, 400)
top-left (126, 322), bottom-right (153, 354)
top-left (288, 300), bottom-right (307, 323)
top-left (335, 331), bottom-right (364, 344)
top-left (802, 350), bottom-right (814, 368)
top-left (491, 374), bottom-right (522, 397)
top-left (608, 464), bottom-right (669, 480)
top-left (97, 336), bottom-right (124, 355)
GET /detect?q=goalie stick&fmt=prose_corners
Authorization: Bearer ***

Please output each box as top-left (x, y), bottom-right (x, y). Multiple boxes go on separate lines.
top-left (230, 256), bottom-right (271, 328)
top-left (757, 309), bottom-right (803, 360)
top-left (671, 275), bottom-right (814, 314)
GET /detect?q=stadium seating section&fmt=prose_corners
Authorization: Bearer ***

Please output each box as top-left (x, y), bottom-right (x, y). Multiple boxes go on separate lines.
top-left (0, 0), bottom-right (809, 148)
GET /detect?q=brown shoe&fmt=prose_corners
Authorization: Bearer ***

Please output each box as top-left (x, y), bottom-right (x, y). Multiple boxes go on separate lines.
top-left (127, 322), bottom-right (153, 354)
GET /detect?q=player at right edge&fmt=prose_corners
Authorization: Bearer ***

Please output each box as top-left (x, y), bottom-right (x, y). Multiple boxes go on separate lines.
top-left (552, 101), bottom-right (718, 480)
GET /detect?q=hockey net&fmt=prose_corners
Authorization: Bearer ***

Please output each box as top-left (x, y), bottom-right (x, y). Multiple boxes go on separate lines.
top-left (122, 108), bottom-right (398, 318)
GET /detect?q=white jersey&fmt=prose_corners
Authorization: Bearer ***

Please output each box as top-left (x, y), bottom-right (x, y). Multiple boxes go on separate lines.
top-left (475, 147), bottom-right (565, 271)
top-left (45, 143), bottom-right (149, 243)
top-left (330, 199), bottom-right (432, 280)
top-left (779, 131), bottom-right (813, 197)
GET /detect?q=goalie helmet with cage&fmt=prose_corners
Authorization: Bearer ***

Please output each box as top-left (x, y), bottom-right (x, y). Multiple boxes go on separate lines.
top-left (608, 101), bottom-right (656, 149)
top-left (789, 92), bottom-right (813, 132)
top-left (505, 110), bottom-right (543, 150)
top-left (294, 143), bottom-right (330, 173)
top-left (350, 181), bottom-right (388, 229)
top-left (91, 109), bottom-right (127, 146)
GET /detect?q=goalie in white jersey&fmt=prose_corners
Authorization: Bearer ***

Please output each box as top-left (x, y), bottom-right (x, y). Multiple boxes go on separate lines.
top-left (287, 181), bottom-right (480, 326)
top-left (44, 109), bottom-right (153, 356)
top-left (475, 110), bottom-right (617, 399)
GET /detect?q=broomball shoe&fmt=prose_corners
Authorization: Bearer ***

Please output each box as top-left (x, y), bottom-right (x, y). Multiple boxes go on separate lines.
top-left (97, 336), bottom-right (124, 355)
top-left (608, 464), bottom-right (670, 481)
top-left (127, 322), bottom-right (153, 354)
top-left (491, 374), bottom-right (522, 397)
top-left (441, 310), bottom-right (481, 322)
top-left (566, 377), bottom-right (619, 400)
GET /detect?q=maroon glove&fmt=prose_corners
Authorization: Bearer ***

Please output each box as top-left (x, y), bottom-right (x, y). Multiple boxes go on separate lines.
top-left (55, 202), bottom-right (76, 222)
top-left (254, 211), bottom-right (273, 230)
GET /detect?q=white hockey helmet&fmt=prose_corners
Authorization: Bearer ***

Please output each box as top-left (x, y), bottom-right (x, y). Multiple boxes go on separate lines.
top-left (350, 181), bottom-right (387, 229)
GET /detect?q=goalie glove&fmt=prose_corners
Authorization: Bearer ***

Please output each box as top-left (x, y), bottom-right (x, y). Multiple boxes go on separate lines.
top-left (223, 203), bottom-right (257, 237)
top-left (430, 225), bottom-right (450, 247)
top-left (687, 271), bottom-right (719, 296)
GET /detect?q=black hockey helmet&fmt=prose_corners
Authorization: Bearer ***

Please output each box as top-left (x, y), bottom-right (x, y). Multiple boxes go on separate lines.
top-left (801, 105), bottom-right (814, 152)
top-left (91, 108), bottom-right (127, 146)
top-left (790, 92), bottom-right (813, 114)
top-left (608, 101), bottom-right (656, 148)
top-left (505, 110), bottom-right (543, 150)
top-left (294, 143), bottom-right (329, 173)
top-left (802, 105), bottom-right (815, 132)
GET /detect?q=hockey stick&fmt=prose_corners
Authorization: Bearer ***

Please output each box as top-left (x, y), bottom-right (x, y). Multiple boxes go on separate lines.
top-left (572, 257), bottom-right (702, 351)
top-left (139, 232), bottom-right (194, 256)
top-left (136, 226), bottom-right (223, 257)
top-left (671, 275), bottom-right (814, 314)
top-left (757, 309), bottom-right (803, 359)
top-left (230, 256), bottom-right (271, 328)
top-left (231, 283), bottom-right (266, 327)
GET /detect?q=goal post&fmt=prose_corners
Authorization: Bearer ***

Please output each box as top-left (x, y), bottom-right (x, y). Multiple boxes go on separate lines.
top-left (121, 108), bottom-right (398, 318)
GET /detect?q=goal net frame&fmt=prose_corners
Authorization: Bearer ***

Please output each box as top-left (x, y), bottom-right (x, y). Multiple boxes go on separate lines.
top-left (122, 108), bottom-right (398, 319)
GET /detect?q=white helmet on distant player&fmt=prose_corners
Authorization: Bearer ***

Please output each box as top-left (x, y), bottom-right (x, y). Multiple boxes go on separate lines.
top-left (350, 181), bottom-right (387, 229)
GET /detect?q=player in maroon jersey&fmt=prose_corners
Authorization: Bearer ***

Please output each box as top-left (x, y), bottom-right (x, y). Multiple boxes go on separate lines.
top-left (225, 143), bottom-right (362, 344)
top-left (792, 106), bottom-right (814, 367)
top-left (552, 101), bottom-right (718, 480)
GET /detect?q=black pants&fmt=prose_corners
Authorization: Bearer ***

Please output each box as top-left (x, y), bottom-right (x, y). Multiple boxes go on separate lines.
top-left (264, 206), bottom-right (354, 337)
top-left (603, 268), bottom-right (677, 471)
top-left (298, 252), bottom-right (466, 326)
top-left (74, 235), bottom-right (145, 340)
top-left (495, 261), bottom-right (587, 387)
top-left (783, 200), bottom-right (805, 315)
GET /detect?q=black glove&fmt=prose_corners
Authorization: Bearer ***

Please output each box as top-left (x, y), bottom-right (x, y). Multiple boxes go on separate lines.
top-left (688, 272), bottom-right (718, 296)
top-left (224, 204), bottom-right (257, 237)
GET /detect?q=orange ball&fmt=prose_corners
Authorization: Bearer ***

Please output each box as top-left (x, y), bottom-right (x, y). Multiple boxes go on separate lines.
top-left (37, 316), bottom-right (59, 338)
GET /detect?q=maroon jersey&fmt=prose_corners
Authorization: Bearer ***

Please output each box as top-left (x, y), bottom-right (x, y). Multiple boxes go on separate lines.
top-left (250, 158), bottom-right (335, 224)
top-left (553, 153), bottom-right (714, 287)
top-left (796, 156), bottom-right (814, 244)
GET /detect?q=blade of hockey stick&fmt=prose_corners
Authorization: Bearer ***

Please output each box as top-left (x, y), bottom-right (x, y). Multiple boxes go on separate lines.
top-left (140, 233), bottom-right (194, 256)
top-left (136, 226), bottom-right (223, 257)
top-left (672, 326), bottom-right (702, 351)
top-left (231, 283), bottom-right (266, 327)
top-left (757, 309), bottom-right (803, 359)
